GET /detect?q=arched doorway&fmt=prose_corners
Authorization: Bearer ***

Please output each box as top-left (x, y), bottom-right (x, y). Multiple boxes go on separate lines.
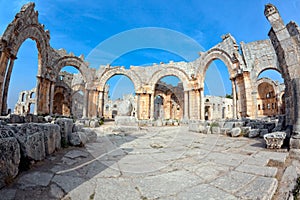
top-left (256, 69), bottom-right (285, 117)
top-left (53, 66), bottom-right (83, 117)
top-left (203, 59), bottom-right (233, 120)
top-left (8, 39), bottom-right (38, 115)
top-left (153, 76), bottom-right (184, 120)
top-left (102, 75), bottom-right (136, 120)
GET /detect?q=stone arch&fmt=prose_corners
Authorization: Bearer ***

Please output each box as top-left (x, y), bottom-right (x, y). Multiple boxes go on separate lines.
top-left (256, 66), bottom-right (282, 80)
top-left (198, 48), bottom-right (236, 88)
top-left (52, 56), bottom-right (92, 83)
top-left (97, 67), bottom-right (142, 92)
top-left (2, 3), bottom-right (50, 78)
top-left (149, 67), bottom-right (190, 92)
top-left (256, 77), bottom-right (279, 95)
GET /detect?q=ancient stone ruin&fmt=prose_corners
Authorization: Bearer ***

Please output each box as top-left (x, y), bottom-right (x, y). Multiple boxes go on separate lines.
top-left (1, 2), bottom-right (300, 199)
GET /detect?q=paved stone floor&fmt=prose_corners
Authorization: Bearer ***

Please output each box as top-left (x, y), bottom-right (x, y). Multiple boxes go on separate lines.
top-left (0, 125), bottom-right (289, 200)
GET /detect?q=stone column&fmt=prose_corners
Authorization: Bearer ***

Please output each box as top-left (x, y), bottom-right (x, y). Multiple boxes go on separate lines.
top-left (200, 88), bottom-right (204, 120)
top-left (231, 78), bottom-right (237, 119)
top-left (49, 82), bottom-right (55, 115)
top-left (0, 51), bottom-right (10, 115)
top-left (136, 93), bottom-right (140, 120)
top-left (1, 56), bottom-right (15, 115)
top-left (98, 91), bottom-right (104, 117)
top-left (184, 91), bottom-right (189, 119)
top-left (150, 93), bottom-right (154, 120)
top-left (251, 91), bottom-right (258, 119)
top-left (83, 89), bottom-right (89, 118)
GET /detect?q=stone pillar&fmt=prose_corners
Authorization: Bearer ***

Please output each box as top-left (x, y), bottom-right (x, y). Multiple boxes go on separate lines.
top-left (292, 78), bottom-right (300, 132)
top-left (200, 88), bottom-right (205, 120)
top-left (88, 90), bottom-right (98, 118)
top-left (150, 93), bottom-right (154, 120)
top-left (136, 93), bottom-right (140, 120)
top-left (184, 91), bottom-right (189, 119)
top-left (1, 56), bottom-right (15, 115)
top-left (251, 91), bottom-right (258, 119)
top-left (231, 78), bottom-right (237, 119)
top-left (49, 82), bottom-right (55, 115)
top-left (0, 51), bottom-right (10, 115)
top-left (83, 89), bottom-right (89, 118)
top-left (36, 77), bottom-right (51, 115)
top-left (98, 91), bottom-right (104, 117)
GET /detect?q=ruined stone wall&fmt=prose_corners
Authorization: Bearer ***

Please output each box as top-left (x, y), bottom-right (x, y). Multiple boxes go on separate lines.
top-left (3, 3), bottom-right (299, 125)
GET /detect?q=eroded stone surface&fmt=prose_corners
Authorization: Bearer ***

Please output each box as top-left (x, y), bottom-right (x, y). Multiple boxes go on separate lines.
top-left (0, 126), bottom-right (291, 199)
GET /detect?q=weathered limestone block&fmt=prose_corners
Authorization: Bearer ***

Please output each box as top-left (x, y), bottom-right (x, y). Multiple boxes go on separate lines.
top-left (0, 126), bottom-right (20, 189)
top-left (290, 135), bottom-right (300, 149)
top-left (118, 100), bottom-right (133, 116)
top-left (82, 128), bottom-right (97, 143)
top-left (69, 132), bottom-right (87, 146)
top-left (220, 128), bottom-right (230, 135)
top-left (41, 124), bottom-right (61, 155)
top-left (234, 121), bottom-right (244, 128)
top-left (24, 114), bottom-right (38, 123)
top-left (37, 116), bottom-right (46, 123)
top-left (189, 123), bottom-right (206, 133)
top-left (248, 129), bottom-right (260, 138)
top-left (89, 120), bottom-right (99, 128)
top-left (264, 132), bottom-right (286, 149)
top-left (55, 118), bottom-right (73, 146)
top-left (259, 129), bottom-right (269, 138)
top-left (7, 114), bottom-right (24, 123)
top-left (115, 116), bottom-right (138, 126)
top-left (223, 122), bottom-right (235, 129)
top-left (156, 119), bottom-right (163, 127)
top-left (241, 127), bottom-right (251, 137)
top-left (231, 127), bottom-right (242, 137)
top-left (73, 123), bottom-right (83, 132)
top-left (211, 126), bottom-right (220, 134)
top-left (264, 122), bottom-right (276, 132)
top-left (44, 115), bottom-right (53, 123)
top-left (14, 124), bottom-right (45, 161)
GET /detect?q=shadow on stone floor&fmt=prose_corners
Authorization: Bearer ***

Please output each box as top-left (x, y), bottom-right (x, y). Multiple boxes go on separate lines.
top-left (0, 132), bottom-right (138, 200)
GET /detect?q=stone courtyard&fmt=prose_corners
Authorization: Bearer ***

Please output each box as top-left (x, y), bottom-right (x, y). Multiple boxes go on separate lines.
top-left (1, 2), bottom-right (300, 200)
top-left (0, 123), bottom-right (297, 200)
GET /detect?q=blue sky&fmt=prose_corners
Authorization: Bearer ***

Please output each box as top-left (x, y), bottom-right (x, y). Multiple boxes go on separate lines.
top-left (0, 0), bottom-right (298, 108)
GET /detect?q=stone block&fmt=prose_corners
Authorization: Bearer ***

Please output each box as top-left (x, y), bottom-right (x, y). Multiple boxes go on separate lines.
top-left (231, 127), bottom-right (242, 137)
top-left (82, 128), bottom-right (97, 143)
top-left (8, 114), bottom-right (24, 123)
top-left (69, 132), bottom-right (87, 147)
top-left (14, 124), bottom-right (46, 161)
top-left (89, 120), bottom-right (99, 128)
top-left (114, 116), bottom-right (138, 126)
top-left (0, 127), bottom-right (20, 189)
top-left (44, 115), bottom-right (53, 123)
top-left (249, 129), bottom-right (260, 138)
top-left (55, 118), bottom-right (74, 146)
top-left (223, 122), bottom-right (235, 129)
top-left (241, 127), bottom-right (251, 137)
top-left (189, 123), bottom-right (206, 133)
top-left (259, 129), bottom-right (269, 138)
top-left (73, 123), bottom-right (83, 132)
top-left (220, 128), bottom-right (230, 135)
top-left (41, 124), bottom-right (61, 155)
top-left (264, 122), bottom-right (276, 132)
top-left (156, 119), bottom-right (163, 127)
top-left (264, 132), bottom-right (286, 149)
top-left (211, 127), bottom-right (220, 134)
top-left (290, 136), bottom-right (300, 149)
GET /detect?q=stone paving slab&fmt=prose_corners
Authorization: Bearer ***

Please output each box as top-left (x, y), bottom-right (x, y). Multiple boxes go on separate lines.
top-left (235, 164), bottom-right (278, 177)
top-left (0, 126), bottom-right (290, 199)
